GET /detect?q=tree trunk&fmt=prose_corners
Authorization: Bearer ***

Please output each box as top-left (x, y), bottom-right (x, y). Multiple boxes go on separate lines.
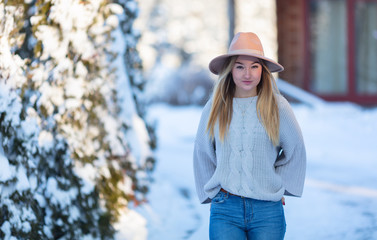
top-left (228, 0), bottom-right (236, 46)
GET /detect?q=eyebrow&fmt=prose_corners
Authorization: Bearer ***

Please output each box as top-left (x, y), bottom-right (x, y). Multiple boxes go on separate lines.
top-left (235, 61), bottom-right (260, 65)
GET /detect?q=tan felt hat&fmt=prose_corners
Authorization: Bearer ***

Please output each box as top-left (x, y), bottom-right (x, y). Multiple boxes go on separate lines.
top-left (209, 32), bottom-right (284, 75)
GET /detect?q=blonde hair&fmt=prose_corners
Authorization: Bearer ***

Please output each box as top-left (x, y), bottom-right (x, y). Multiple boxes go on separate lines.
top-left (206, 56), bottom-right (281, 146)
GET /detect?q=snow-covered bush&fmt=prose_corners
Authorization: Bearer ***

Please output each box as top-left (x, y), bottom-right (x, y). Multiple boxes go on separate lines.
top-left (145, 63), bottom-right (214, 106)
top-left (0, 0), bottom-right (154, 239)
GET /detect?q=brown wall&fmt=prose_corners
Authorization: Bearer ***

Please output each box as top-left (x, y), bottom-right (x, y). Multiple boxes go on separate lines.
top-left (276, 0), bottom-right (306, 88)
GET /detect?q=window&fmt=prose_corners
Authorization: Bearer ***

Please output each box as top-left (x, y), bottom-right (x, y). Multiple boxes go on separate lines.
top-left (309, 0), bottom-right (347, 94)
top-left (355, 1), bottom-right (377, 94)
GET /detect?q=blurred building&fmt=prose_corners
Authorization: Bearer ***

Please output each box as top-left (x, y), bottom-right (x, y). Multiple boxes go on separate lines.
top-left (277, 0), bottom-right (377, 105)
top-left (135, 0), bottom-right (377, 105)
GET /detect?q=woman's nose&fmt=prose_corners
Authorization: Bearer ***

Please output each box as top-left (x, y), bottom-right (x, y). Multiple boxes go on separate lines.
top-left (244, 68), bottom-right (251, 78)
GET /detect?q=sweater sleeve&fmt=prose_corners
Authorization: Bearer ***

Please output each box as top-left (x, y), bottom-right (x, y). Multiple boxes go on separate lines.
top-left (193, 100), bottom-right (217, 204)
top-left (275, 95), bottom-right (307, 197)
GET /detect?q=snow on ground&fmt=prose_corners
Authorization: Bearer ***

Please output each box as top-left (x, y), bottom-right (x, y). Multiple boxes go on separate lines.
top-left (134, 101), bottom-right (377, 240)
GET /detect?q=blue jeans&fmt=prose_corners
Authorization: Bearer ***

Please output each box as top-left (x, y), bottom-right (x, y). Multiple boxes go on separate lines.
top-left (209, 191), bottom-right (286, 240)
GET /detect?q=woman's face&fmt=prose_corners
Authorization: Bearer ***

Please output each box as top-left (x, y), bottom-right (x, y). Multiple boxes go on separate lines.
top-left (231, 55), bottom-right (262, 98)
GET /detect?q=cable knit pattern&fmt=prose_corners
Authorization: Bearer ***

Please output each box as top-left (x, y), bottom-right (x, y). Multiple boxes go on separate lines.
top-left (193, 95), bottom-right (306, 204)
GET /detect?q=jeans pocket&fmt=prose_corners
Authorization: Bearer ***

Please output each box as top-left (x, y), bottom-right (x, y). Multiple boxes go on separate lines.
top-left (211, 191), bottom-right (227, 204)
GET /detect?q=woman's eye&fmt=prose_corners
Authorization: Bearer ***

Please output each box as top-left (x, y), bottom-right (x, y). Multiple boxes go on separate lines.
top-left (236, 65), bottom-right (244, 69)
top-left (251, 65), bottom-right (259, 69)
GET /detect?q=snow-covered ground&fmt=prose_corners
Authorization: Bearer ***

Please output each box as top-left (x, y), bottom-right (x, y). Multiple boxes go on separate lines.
top-left (135, 100), bottom-right (377, 240)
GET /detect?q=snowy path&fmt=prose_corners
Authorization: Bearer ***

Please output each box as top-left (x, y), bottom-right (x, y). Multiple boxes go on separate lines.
top-left (137, 102), bottom-right (377, 240)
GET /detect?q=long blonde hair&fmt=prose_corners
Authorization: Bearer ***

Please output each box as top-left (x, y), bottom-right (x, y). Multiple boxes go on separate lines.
top-left (206, 56), bottom-right (281, 146)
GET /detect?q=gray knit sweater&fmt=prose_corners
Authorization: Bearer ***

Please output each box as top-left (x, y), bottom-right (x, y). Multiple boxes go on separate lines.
top-left (193, 95), bottom-right (306, 204)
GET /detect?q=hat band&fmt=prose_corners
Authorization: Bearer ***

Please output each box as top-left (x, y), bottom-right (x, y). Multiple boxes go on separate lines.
top-left (227, 49), bottom-right (264, 57)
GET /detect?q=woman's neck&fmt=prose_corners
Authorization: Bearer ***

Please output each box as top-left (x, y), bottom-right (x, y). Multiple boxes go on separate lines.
top-left (234, 88), bottom-right (257, 98)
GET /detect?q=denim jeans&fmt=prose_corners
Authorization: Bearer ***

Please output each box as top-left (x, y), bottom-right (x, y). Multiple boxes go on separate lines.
top-left (209, 191), bottom-right (286, 240)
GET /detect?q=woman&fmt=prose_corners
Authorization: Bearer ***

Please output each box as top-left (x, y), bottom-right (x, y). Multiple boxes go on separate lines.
top-left (193, 32), bottom-right (306, 240)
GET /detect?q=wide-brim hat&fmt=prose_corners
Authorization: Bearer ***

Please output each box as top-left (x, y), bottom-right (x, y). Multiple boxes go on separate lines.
top-left (209, 32), bottom-right (284, 75)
